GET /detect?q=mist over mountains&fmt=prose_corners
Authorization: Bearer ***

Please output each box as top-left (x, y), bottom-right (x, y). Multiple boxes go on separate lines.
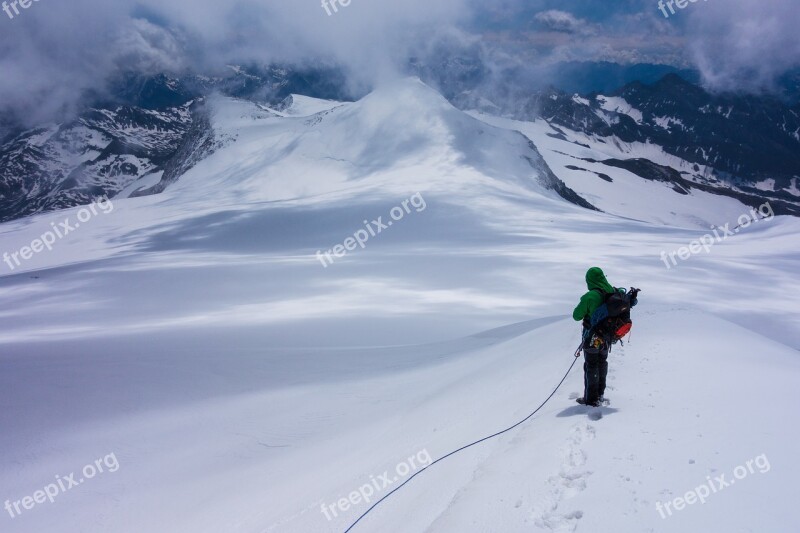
top-left (2, 4), bottom-right (800, 533)
top-left (2, 58), bottom-right (799, 223)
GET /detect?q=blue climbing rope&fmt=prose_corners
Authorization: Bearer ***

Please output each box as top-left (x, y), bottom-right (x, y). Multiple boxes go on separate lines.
top-left (343, 347), bottom-right (582, 532)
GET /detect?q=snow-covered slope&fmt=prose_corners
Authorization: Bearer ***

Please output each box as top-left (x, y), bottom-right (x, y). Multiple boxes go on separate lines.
top-left (0, 104), bottom-right (196, 222)
top-left (500, 75), bottom-right (800, 202)
top-left (163, 79), bottom-right (584, 209)
top-left (1, 78), bottom-right (798, 533)
top-left (270, 94), bottom-right (345, 117)
top-left (469, 112), bottom-right (758, 228)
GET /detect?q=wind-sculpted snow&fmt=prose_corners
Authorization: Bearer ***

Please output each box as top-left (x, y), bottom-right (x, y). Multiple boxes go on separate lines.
top-left (0, 78), bottom-right (798, 533)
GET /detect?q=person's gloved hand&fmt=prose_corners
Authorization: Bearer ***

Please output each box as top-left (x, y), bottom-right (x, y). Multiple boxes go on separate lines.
top-left (629, 287), bottom-right (640, 307)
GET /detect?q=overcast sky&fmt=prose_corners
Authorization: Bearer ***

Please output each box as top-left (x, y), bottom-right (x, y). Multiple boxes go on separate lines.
top-left (0, 0), bottom-right (798, 125)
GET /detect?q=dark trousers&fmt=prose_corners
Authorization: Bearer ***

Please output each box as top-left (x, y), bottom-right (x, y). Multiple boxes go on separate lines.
top-left (583, 342), bottom-right (609, 403)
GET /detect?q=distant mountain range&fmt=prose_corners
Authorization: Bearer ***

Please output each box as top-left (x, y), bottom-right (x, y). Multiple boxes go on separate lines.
top-left (0, 103), bottom-right (194, 222)
top-left (508, 74), bottom-right (800, 197)
top-left (0, 66), bottom-right (352, 223)
top-left (1, 63), bottom-right (798, 223)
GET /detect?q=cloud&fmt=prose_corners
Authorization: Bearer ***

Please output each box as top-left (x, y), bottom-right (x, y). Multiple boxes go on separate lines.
top-left (533, 10), bottom-right (595, 35)
top-left (504, 9), bottom-right (687, 68)
top-left (686, 0), bottom-right (800, 92)
top-left (1, 0), bottom-right (798, 128)
top-left (0, 0), bottom-right (473, 125)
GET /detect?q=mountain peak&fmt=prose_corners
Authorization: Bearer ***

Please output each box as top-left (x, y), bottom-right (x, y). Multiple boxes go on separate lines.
top-left (360, 77), bottom-right (454, 114)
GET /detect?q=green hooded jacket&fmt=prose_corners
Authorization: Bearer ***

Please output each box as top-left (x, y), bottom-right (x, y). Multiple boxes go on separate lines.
top-left (572, 267), bottom-right (617, 322)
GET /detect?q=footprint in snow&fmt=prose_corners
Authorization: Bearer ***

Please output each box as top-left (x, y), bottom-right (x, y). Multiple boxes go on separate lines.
top-left (532, 423), bottom-right (595, 532)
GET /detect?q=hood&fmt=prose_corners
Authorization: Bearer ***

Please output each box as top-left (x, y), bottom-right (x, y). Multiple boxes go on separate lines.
top-left (585, 267), bottom-right (614, 293)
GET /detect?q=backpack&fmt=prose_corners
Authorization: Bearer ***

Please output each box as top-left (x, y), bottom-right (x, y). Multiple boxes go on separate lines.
top-left (588, 288), bottom-right (634, 343)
